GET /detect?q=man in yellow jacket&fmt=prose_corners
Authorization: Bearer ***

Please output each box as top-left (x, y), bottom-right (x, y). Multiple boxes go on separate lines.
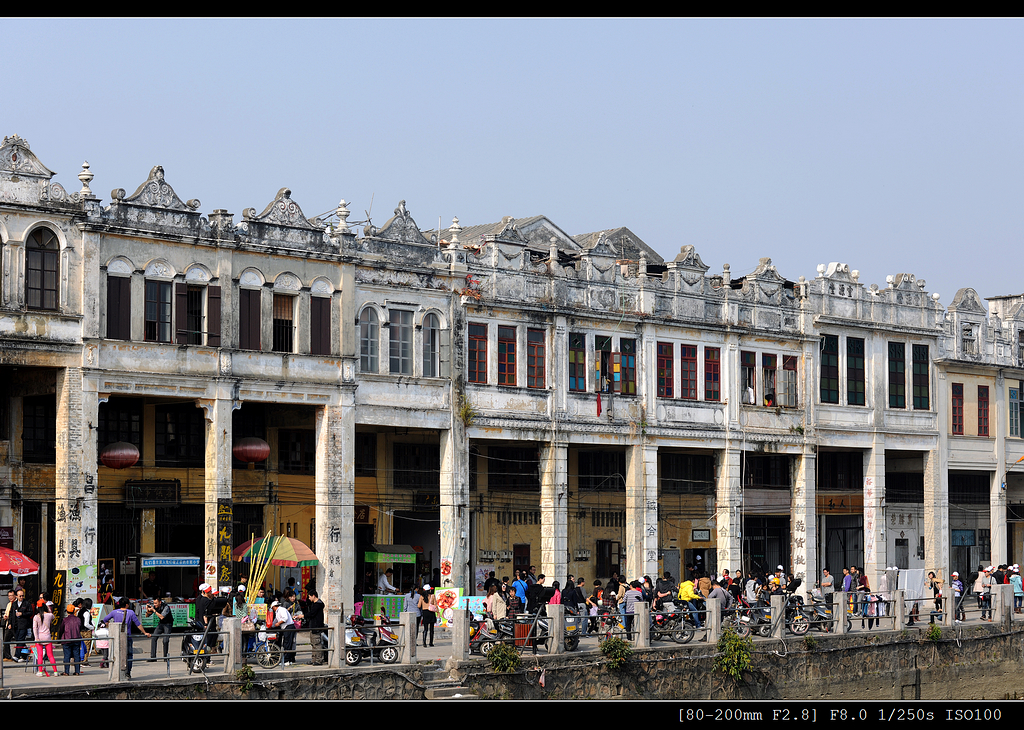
top-left (677, 579), bottom-right (703, 628)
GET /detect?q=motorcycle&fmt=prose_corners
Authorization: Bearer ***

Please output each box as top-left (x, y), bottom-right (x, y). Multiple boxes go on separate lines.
top-left (490, 608), bottom-right (581, 653)
top-left (468, 615), bottom-right (500, 655)
top-left (181, 618), bottom-right (213, 673)
top-left (344, 614), bottom-right (400, 666)
top-left (650, 601), bottom-right (684, 642)
top-left (807, 590), bottom-right (852, 633)
top-left (748, 581), bottom-right (810, 637)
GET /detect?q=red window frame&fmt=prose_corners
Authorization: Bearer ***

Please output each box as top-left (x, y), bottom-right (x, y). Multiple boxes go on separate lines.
top-left (680, 345), bottom-right (697, 400)
top-left (619, 339), bottom-right (636, 395)
top-left (468, 323), bottom-right (487, 384)
top-left (498, 325), bottom-right (516, 386)
top-left (657, 342), bottom-right (674, 398)
top-left (705, 347), bottom-right (721, 401)
top-left (741, 351), bottom-right (756, 404)
top-left (527, 329), bottom-right (545, 389)
top-left (951, 383), bottom-right (964, 435)
top-left (568, 333), bottom-right (586, 392)
top-left (978, 385), bottom-right (989, 437)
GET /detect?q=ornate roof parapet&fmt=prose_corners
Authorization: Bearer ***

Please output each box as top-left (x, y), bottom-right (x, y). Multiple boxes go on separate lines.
top-left (105, 165), bottom-right (209, 236)
top-left (363, 200), bottom-right (434, 247)
top-left (238, 187), bottom-right (334, 253)
top-left (811, 262), bottom-right (862, 297)
top-left (739, 257), bottom-right (789, 304)
top-left (0, 135), bottom-right (54, 181)
top-left (0, 134), bottom-right (84, 208)
top-left (114, 165), bottom-right (199, 212)
top-left (666, 244), bottom-right (709, 295)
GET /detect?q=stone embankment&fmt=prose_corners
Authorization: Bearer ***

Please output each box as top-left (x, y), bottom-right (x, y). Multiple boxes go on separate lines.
top-left (6, 625), bottom-right (1022, 700)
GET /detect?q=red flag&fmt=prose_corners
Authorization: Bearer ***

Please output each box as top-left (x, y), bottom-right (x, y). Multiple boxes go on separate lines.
top-left (596, 392), bottom-right (602, 417)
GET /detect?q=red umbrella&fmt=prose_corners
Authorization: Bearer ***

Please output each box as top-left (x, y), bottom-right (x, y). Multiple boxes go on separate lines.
top-left (0, 547), bottom-right (39, 576)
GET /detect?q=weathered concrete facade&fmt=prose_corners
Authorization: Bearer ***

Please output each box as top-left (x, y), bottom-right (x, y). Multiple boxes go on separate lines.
top-left (1, 134), bottom-right (1023, 614)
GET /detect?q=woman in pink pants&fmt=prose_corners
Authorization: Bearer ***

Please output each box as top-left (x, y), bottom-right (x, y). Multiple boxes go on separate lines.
top-left (32, 603), bottom-right (58, 677)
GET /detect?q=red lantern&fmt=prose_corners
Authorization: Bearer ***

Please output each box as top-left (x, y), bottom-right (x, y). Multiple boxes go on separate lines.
top-left (233, 437), bottom-right (270, 463)
top-left (99, 441), bottom-right (140, 470)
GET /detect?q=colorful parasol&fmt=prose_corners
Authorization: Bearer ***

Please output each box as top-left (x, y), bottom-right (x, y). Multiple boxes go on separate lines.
top-left (232, 536), bottom-right (320, 568)
top-left (0, 547), bottom-right (40, 576)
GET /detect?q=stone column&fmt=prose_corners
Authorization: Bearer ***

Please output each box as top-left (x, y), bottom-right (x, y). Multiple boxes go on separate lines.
top-left (539, 441), bottom-right (568, 585)
top-left (992, 375), bottom-right (1007, 566)
top-left (625, 443), bottom-right (658, 580)
top-left (55, 368), bottom-right (98, 574)
top-left (863, 436), bottom-right (886, 594)
top-left (716, 447), bottom-right (743, 576)
top-left (440, 426), bottom-right (470, 591)
top-left (893, 590), bottom-right (905, 629)
top-left (315, 401), bottom-right (355, 619)
top-left (834, 591), bottom-right (848, 634)
top-left (706, 596), bottom-right (721, 644)
top-left (923, 447), bottom-right (950, 583)
top-left (770, 594), bottom-right (785, 639)
top-left (791, 449), bottom-right (816, 592)
top-left (199, 397), bottom-right (234, 592)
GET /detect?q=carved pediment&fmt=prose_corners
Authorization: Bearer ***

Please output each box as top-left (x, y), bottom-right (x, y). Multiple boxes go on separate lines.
top-left (243, 188), bottom-right (321, 230)
top-left (890, 272), bottom-right (921, 291)
top-left (949, 287), bottom-right (987, 314)
top-left (365, 200), bottom-right (433, 246)
top-left (821, 262), bottom-right (855, 282)
top-left (0, 135), bottom-right (55, 180)
top-left (672, 245), bottom-right (709, 272)
top-left (113, 165), bottom-right (200, 212)
top-left (236, 188), bottom-right (333, 253)
top-left (492, 218), bottom-right (530, 246)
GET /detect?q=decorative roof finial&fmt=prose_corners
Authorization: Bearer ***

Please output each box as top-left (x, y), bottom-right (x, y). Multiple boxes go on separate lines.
top-left (449, 216), bottom-right (462, 245)
top-left (335, 199), bottom-right (350, 233)
top-left (78, 161), bottom-right (94, 197)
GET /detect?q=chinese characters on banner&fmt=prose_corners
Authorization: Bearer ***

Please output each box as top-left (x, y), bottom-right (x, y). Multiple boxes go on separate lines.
top-left (217, 499), bottom-right (233, 591)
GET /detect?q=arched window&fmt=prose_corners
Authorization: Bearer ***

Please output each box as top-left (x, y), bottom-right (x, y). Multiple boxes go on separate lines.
top-left (360, 308), bottom-right (378, 373)
top-left (26, 228), bottom-right (59, 310)
top-left (423, 313), bottom-right (440, 377)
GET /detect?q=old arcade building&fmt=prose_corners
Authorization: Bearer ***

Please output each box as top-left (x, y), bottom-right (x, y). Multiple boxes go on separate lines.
top-left (2, 133), bottom-right (1024, 614)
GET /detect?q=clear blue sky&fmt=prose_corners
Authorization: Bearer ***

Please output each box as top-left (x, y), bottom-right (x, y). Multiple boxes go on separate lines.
top-left (5, 18), bottom-right (1021, 303)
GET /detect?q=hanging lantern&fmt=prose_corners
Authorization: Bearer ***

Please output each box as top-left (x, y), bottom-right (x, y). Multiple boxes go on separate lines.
top-left (233, 437), bottom-right (270, 463)
top-left (99, 441), bottom-right (140, 470)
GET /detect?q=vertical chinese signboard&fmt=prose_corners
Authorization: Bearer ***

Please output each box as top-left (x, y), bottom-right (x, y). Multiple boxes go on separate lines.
top-left (218, 499), bottom-right (233, 592)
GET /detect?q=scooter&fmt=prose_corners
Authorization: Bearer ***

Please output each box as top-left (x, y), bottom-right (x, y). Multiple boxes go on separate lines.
top-left (468, 615), bottom-right (500, 655)
top-left (181, 618), bottom-right (213, 673)
top-left (807, 591), bottom-right (852, 633)
top-left (344, 614), bottom-right (400, 666)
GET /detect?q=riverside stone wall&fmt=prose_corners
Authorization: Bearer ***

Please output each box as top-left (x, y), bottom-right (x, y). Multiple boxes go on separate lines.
top-left (7, 626), bottom-right (1023, 700)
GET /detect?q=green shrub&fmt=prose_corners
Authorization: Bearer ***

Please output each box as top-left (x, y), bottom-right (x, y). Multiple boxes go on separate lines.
top-left (926, 623), bottom-right (942, 642)
top-left (235, 664), bottom-right (256, 692)
top-left (599, 636), bottom-right (632, 671)
top-left (802, 635), bottom-right (817, 651)
top-left (488, 642), bottom-right (521, 673)
top-left (714, 627), bottom-right (754, 680)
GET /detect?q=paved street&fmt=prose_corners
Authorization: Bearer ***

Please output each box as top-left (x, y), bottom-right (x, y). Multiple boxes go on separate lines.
top-left (1, 603), bottom-right (1016, 693)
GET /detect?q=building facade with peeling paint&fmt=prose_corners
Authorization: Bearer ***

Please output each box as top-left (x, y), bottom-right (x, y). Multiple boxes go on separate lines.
top-left (1, 133), bottom-right (1023, 616)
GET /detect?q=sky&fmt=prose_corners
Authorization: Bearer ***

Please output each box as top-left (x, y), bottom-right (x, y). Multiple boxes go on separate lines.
top-left (4, 18), bottom-right (1021, 305)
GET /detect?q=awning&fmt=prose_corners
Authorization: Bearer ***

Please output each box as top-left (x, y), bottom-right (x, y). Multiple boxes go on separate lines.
top-left (136, 553), bottom-right (201, 569)
top-left (364, 544), bottom-right (419, 564)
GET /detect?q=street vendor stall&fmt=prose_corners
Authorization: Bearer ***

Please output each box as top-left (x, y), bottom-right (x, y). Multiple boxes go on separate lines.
top-left (133, 553), bottom-right (200, 601)
top-left (131, 553), bottom-right (202, 629)
top-left (361, 544), bottom-right (418, 619)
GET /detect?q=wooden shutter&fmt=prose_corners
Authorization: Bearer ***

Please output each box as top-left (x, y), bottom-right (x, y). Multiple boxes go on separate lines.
top-left (206, 286), bottom-right (221, 347)
top-left (439, 328), bottom-right (450, 379)
top-left (239, 289), bottom-right (261, 351)
top-left (175, 283), bottom-right (188, 344)
top-left (310, 297), bottom-right (330, 356)
top-left (106, 276), bottom-right (131, 340)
